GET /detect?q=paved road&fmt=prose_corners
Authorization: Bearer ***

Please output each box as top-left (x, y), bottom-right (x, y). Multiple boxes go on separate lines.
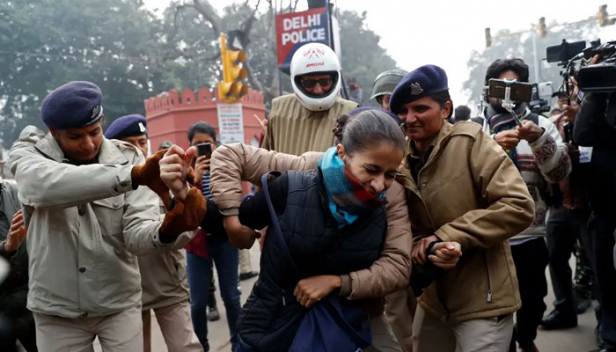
top-left (92, 246), bottom-right (600, 352)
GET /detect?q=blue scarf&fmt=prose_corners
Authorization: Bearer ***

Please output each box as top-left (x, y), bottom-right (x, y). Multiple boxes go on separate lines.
top-left (318, 147), bottom-right (385, 229)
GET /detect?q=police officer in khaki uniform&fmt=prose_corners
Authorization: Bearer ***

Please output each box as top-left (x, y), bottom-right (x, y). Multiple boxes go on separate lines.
top-left (105, 114), bottom-right (202, 352)
top-left (9, 81), bottom-right (204, 352)
top-left (371, 69), bottom-right (414, 352)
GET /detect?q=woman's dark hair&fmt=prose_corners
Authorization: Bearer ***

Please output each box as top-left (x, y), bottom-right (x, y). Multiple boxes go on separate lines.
top-left (187, 121), bottom-right (216, 143)
top-left (484, 58), bottom-right (530, 84)
top-left (428, 90), bottom-right (454, 119)
top-left (334, 109), bottom-right (406, 156)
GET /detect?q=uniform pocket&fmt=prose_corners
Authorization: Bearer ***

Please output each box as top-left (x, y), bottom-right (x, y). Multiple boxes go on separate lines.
top-left (169, 250), bottom-right (187, 284)
top-left (92, 195), bottom-right (127, 256)
top-left (92, 195), bottom-right (125, 237)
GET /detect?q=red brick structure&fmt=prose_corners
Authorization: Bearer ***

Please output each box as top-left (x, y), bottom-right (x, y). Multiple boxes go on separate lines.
top-left (144, 87), bottom-right (266, 151)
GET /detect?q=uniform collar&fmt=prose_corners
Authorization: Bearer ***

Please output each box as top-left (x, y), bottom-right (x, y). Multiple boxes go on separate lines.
top-left (407, 122), bottom-right (452, 161)
top-left (35, 135), bottom-right (128, 165)
top-left (34, 134), bottom-right (65, 163)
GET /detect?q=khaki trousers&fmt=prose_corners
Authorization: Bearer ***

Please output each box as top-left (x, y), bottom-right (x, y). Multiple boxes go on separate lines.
top-left (384, 288), bottom-right (415, 352)
top-left (153, 300), bottom-right (203, 352)
top-left (238, 249), bottom-right (253, 274)
top-left (33, 305), bottom-right (142, 352)
top-left (412, 305), bottom-right (513, 352)
top-left (365, 313), bottom-right (403, 352)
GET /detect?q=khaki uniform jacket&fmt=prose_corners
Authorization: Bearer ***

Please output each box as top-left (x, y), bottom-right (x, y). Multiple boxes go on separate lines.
top-left (262, 95), bottom-right (358, 155)
top-left (138, 200), bottom-right (193, 311)
top-left (10, 134), bottom-right (170, 318)
top-left (209, 144), bottom-right (412, 300)
top-left (399, 122), bottom-right (534, 324)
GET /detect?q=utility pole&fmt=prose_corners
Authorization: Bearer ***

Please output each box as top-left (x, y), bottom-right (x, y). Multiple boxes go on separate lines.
top-left (532, 30), bottom-right (540, 82)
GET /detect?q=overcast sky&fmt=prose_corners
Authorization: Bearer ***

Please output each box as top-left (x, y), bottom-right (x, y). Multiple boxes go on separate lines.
top-left (143, 0), bottom-right (616, 108)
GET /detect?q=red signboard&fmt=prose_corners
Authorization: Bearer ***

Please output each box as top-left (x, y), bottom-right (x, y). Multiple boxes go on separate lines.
top-left (275, 8), bottom-right (330, 73)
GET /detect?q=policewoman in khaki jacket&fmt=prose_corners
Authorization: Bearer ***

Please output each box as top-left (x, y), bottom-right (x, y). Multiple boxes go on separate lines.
top-left (104, 114), bottom-right (202, 352)
top-left (9, 81), bottom-right (204, 352)
top-left (388, 66), bottom-right (534, 352)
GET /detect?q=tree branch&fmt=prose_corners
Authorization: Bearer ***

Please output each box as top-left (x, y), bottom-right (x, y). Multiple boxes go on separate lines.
top-left (173, 4), bottom-right (194, 36)
top-left (192, 0), bottom-right (220, 34)
top-left (205, 49), bottom-right (221, 61)
top-left (243, 60), bottom-right (263, 92)
top-left (241, 0), bottom-right (261, 36)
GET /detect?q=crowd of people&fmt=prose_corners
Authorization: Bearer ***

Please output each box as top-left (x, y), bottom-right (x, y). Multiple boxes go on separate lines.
top-left (0, 40), bottom-right (615, 352)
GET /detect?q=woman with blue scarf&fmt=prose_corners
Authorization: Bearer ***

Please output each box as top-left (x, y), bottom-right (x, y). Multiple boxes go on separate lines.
top-left (158, 108), bottom-right (460, 351)
top-left (226, 109), bottom-right (404, 352)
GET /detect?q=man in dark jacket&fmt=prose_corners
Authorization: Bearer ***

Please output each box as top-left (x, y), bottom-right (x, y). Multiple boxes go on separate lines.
top-left (541, 89), bottom-right (593, 330)
top-left (573, 92), bottom-right (616, 352)
top-left (0, 181), bottom-right (36, 352)
top-left (452, 105), bottom-right (471, 124)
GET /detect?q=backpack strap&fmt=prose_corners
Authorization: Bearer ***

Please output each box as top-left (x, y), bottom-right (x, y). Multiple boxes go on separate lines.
top-left (260, 172), bottom-right (300, 279)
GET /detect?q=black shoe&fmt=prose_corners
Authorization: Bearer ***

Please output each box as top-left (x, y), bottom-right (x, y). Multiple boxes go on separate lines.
top-left (207, 306), bottom-right (220, 322)
top-left (239, 271), bottom-right (259, 281)
top-left (520, 342), bottom-right (539, 352)
top-left (540, 309), bottom-right (577, 330)
top-left (596, 325), bottom-right (605, 348)
top-left (577, 298), bottom-right (592, 314)
top-left (589, 349), bottom-right (616, 352)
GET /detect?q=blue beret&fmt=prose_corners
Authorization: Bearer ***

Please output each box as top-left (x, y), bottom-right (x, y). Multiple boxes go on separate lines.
top-left (105, 114), bottom-right (148, 140)
top-left (389, 65), bottom-right (449, 114)
top-left (41, 81), bottom-right (104, 129)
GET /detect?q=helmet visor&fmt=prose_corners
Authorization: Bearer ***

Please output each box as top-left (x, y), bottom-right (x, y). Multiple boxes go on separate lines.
top-left (294, 72), bottom-right (339, 98)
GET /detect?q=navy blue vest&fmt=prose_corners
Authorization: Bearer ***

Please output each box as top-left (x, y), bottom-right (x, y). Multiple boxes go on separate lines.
top-left (237, 170), bottom-right (387, 352)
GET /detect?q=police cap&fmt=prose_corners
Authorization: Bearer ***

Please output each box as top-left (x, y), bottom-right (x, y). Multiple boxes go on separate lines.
top-left (41, 81), bottom-right (104, 130)
top-left (105, 114), bottom-right (148, 140)
top-left (389, 65), bottom-right (449, 115)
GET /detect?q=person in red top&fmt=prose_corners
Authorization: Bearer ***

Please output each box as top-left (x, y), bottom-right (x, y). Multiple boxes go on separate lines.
top-left (184, 122), bottom-right (242, 352)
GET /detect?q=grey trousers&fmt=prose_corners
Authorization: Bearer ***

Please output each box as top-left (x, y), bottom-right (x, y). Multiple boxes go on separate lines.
top-left (365, 313), bottom-right (403, 352)
top-left (152, 300), bottom-right (203, 352)
top-left (34, 306), bottom-right (142, 352)
top-left (412, 305), bottom-right (513, 352)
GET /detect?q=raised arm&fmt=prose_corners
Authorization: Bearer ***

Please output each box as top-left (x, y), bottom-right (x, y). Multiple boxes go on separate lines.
top-left (528, 118), bottom-right (571, 183)
top-left (121, 186), bottom-right (170, 255)
top-left (10, 138), bottom-right (135, 209)
top-left (209, 143), bottom-right (321, 214)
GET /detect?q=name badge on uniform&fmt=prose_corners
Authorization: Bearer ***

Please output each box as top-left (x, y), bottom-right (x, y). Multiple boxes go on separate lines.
top-left (579, 146), bottom-right (593, 163)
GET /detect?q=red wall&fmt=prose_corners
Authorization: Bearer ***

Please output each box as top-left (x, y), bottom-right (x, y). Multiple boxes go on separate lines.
top-left (144, 87), bottom-right (266, 151)
top-left (144, 87), bottom-right (266, 196)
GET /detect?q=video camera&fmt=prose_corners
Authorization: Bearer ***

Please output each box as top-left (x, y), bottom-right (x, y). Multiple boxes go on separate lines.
top-left (546, 39), bottom-right (616, 132)
top-left (529, 83), bottom-right (552, 115)
top-left (546, 39), bottom-right (616, 94)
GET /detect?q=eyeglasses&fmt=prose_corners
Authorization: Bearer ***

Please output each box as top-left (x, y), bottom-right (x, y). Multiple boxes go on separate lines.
top-left (300, 77), bottom-right (333, 89)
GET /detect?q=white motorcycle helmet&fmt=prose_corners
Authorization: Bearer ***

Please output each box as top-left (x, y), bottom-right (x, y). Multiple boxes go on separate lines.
top-left (290, 43), bottom-right (341, 111)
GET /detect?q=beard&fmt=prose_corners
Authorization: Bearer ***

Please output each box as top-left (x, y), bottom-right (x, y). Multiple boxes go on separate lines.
top-left (488, 98), bottom-right (509, 114)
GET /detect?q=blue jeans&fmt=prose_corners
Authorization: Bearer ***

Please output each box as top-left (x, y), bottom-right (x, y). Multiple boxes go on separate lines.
top-left (187, 239), bottom-right (241, 348)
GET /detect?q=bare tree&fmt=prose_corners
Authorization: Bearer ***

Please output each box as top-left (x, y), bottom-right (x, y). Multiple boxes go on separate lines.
top-left (172, 0), bottom-right (284, 99)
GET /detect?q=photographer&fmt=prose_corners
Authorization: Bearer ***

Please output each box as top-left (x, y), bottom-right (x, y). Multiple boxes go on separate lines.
top-left (484, 58), bottom-right (571, 352)
top-left (540, 88), bottom-right (594, 330)
top-left (572, 90), bottom-right (616, 352)
top-left (184, 121), bottom-right (242, 351)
